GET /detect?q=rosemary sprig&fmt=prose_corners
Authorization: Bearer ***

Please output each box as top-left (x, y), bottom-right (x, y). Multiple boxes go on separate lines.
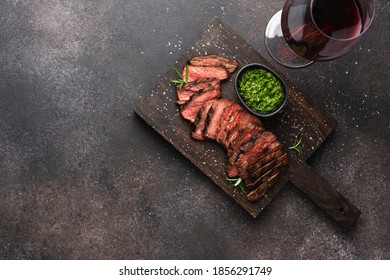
top-left (171, 65), bottom-right (188, 90)
top-left (225, 176), bottom-right (248, 196)
top-left (289, 133), bottom-right (303, 155)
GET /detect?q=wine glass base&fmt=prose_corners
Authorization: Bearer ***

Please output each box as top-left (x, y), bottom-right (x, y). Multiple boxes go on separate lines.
top-left (265, 10), bottom-right (313, 68)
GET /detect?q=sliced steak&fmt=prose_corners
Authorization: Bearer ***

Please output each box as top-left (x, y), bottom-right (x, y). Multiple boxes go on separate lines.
top-left (228, 124), bottom-right (263, 155)
top-left (246, 172), bottom-right (282, 202)
top-left (224, 113), bottom-right (263, 149)
top-left (234, 131), bottom-right (277, 180)
top-left (176, 78), bottom-right (220, 105)
top-left (245, 141), bottom-right (283, 168)
top-left (214, 103), bottom-right (242, 144)
top-left (247, 149), bottom-right (285, 176)
top-left (228, 130), bottom-right (275, 168)
top-left (244, 152), bottom-right (288, 183)
top-left (191, 100), bottom-right (214, 140)
top-left (218, 108), bottom-right (246, 146)
top-left (226, 125), bottom-right (263, 175)
top-left (226, 162), bottom-right (240, 178)
top-left (183, 65), bottom-right (229, 82)
top-left (189, 55), bottom-right (239, 73)
top-left (180, 87), bottom-right (221, 122)
top-left (203, 99), bottom-right (232, 140)
top-left (244, 156), bottom-right (288, 190)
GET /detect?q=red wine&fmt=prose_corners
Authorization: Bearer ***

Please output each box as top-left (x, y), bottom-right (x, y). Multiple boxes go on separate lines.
top-left (281, 0), bottom-right (364, 61)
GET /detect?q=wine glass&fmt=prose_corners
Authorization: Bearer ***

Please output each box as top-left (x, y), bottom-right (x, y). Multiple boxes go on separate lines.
top-left (265, 0), bottom-right (375, 68)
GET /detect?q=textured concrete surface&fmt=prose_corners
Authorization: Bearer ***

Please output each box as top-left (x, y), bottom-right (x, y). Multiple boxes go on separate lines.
top-left (0, 0), bottom-right (389, 259)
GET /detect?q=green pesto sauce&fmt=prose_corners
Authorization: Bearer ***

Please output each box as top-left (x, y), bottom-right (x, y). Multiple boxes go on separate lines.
top-left (239, 68), bottom-right (284, 113)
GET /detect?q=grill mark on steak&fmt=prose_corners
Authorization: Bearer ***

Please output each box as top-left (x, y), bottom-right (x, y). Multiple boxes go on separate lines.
top-left (244, 157), bottom-right (288, 190)
top-left (183, 65), bottom-right (229, 82)
top-left (236, 131), bottom-right (277, 162)
top-left (247, 149), bottom-right (285, 176)
top-left (191, 101), bottom-right (214, 140)
top-left (203, 99), bottom-right (232, 140)
top-left (188, 55), bottom-right (239, 73)
top-left (228, 123), bottom-right (262, 153)
top-left (218, 108), bottom-right (246, 145)
top-left (228, 130), bottom-right (272, 168)
top-left (215, 103), bottom-right (242, 144)
top-left (180, 87), bottom-right (221, 122)
top-left (245, 141), bottom-right (283, 167)
top-left (243, 152), bottom-right (288, 183)
top-left (224, 113), bottom-right (263, 149)
top-left (246, 172), bottom-right (282, 202)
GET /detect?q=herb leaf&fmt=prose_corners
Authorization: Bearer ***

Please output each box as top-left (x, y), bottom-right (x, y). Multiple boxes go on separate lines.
top-left (289, 133), bottom-right (303, 155)
top-left (171, 65), bottom-right (188, 90)
top-left (225, 176), bottom-right (247, 196)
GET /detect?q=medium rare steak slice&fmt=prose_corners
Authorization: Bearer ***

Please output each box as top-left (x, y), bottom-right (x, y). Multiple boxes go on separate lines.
top-left (234, 132), bottom-right (277, 180)
top-left (183, 65), bottom-right (229, 82)
top-left (180, 87), bottom-right (221, 122)
top-left (203, 99), bottom-right (232, 140)
top-left (226, 125), bottom-right (263, 175)
top-left (228, 131), bottom-right (276, 168)
top-left (226, 162), bottom-right (240, 178)
top-left (224, 113), bottom-right (263, 149)
top-left (245, 141), bottom-right (283, 167)
top-left (227, 123), bottom-right (262, 155)
top-left (188, 55), bottom-right (239, 73)
top-left (214, 103), bottom-right (242, 144)
top-left (218, 108), bottom-right (246, 145)
top-left (191, 100), bottom-right (214, 140)
top-left (176, 78), bottom-right (220, 105)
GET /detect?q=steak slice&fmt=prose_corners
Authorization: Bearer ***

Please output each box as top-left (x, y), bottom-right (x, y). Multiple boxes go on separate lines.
top-left (214, 103), bottom-right (242, 145)
top-left (247, 149), bottom-right (285, 176)
top-left (180, 87), bottom-right (221, 122)
top-left (234, 132), bottom-right (277, 180)
top-left (224, 112), bottom-right (263, 149)
top-left (229, 131), bottom-right (276, 168)
top-left (245, 141), bottom-right (283, 168)
top-left (183, 65), bottom-right (229, 82)
top-left (244, 156), bottom-right (288, 190)
top-left (218, 108), bottom-right (246, 146)
top-left (226, 162), bottom-right (240, 178)
top-left (243, 152), bottom-right (288, 183)
top-left (246, 172), bottom-right (282, 202)
top-left (228, 124), bottom-right (263, 155)
top-left (176, 78), bottom-right (220, 105)
top-left (226, 124), bottom-right (263, 176)
top-left (203, 99), bottom-right (232, 140)
top-left (189, 55), bottom-right (239, 73)
top-left (191, 100), bottom-right (214, 140)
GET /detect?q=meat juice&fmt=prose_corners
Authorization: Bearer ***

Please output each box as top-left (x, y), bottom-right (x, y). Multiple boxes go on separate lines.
top-left (281, 0), bottom-right (364, 61)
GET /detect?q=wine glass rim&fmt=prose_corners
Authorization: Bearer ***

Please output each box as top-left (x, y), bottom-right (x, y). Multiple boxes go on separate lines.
top-left (309, 0), bottom-right (375, 42)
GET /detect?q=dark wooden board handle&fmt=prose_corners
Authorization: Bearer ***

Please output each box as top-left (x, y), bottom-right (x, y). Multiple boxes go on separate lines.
top-left (287, 158), bottom-right (361, 228)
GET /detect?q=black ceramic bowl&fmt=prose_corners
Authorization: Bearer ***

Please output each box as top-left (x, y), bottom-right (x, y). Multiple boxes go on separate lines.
top-left (235, 63), bottom-right (288, 118)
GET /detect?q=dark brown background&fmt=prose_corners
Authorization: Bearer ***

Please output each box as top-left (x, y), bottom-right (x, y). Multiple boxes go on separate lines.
top-left (0, 0), bottom-right (388, 259)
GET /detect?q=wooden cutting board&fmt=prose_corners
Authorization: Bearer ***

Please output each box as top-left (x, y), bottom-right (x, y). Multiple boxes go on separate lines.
top-left (134, 17), bottom-right (360, 228)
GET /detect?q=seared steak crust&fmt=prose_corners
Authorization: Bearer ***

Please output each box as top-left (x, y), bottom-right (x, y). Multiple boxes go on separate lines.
top-left (188, 55), bottom-right (239, 73)
top-left (203, 99), bottom-right (232, 140)
top-left (183, 65), bottom-right (229, 82)
top-left (191, 100), bottom-right (214, 140)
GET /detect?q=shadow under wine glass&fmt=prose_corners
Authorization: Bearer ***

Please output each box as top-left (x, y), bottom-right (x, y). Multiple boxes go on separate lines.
top-left (265, 0), bottom-right (375, 68)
